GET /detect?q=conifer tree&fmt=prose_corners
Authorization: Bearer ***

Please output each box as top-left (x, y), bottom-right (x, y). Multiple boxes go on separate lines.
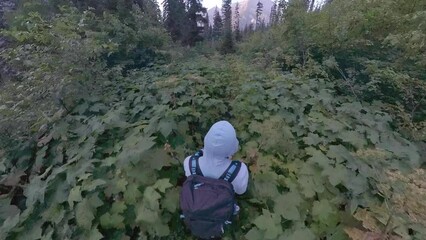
top-left (260, 18), bottom-right (266, 30)
top-left (277, 0), bottom-right (288, 22)
top-left (243, 23), bottom-right (249, 36)
top-left (305, 0), bottom-right (315, 11)
top-left (255, 1), bottom-right (263, 29)
top-left (183, 0), bottom-right (207, 46)
top-left (248, 23), bottom-right (254, 33)
top-left (72, 0), bottom-right (159, 17)
top-left (221, 0), bottom-right (234, 53)
top-left (203, 12), bottom-right (211, 40)
top-left (270, 1), bottom-right (278, 26)
top-left (212, 8), bottom-right (223, 40)
top-left (234, 2), bottom-right (241, 41)
top-left (242, 23), bottom-right (254, 38)
top-left (163, 0), bottom-right (186, 42)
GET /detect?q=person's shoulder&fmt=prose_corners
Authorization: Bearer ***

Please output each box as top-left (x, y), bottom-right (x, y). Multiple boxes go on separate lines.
top-left (232, 161), bottom-right (249, 194)
top-left (235, 161), bottom-right (248, 176)
top-left (183, 156), bottom-right (191, 177)
top-left (232, 160), bottom-right (247, 170)
top-left (183, 155), bottom-right (191, 165)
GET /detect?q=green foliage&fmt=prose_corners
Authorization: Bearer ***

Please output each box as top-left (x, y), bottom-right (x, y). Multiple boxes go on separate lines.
top-left (1, 53), bottom-right (424, 239)
top-left (239, 0), bottom-right (426, 136)
top-left (163, 0), bottom-right (187, 42)
top-left (212, 8), bottom-right (223, 40)
top-left (184, 0), bottom-right (207, 46)
top-left (220, 0), bottom-right (234, 54)
top-left (0, 1), bottom-right (170, 146)
top-left (255, 1), bottom-right (264, 29)
top-left (1, 0), bottom-right (425, 238)
top-left (162, 0), bottom-right (207, 46)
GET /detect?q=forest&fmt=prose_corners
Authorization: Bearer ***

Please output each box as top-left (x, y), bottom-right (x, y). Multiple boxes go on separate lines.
top-left (0, 0), bottom-right (425, 239)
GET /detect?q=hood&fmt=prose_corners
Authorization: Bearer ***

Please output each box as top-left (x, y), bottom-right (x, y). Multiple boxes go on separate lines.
top-left (203, 121), bottom-right (239, 166)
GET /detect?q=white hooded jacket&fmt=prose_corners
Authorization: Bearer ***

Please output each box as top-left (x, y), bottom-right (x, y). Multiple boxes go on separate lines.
top-left (183, 121), bottom-right (249, 195)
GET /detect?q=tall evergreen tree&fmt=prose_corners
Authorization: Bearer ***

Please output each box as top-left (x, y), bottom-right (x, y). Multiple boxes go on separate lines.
top-left (183, 0), bottom-right (207, 46)
top-left (71, 0), bottom-right (158, 17)
top-left (305, 0), bottom-right (315, 11)
top-left (163, 0), bottom-right (186, 42)
top-left (260, 18), bottom-right (266, 30)
top-left (212, 7), bottom-right (223, 40)
top-left (248, 23), bottom-right (254, 35)
top-left (277, 0), bottom-right (288, 23)
top-left (203, 12), bottom-right (211, 40)
top-left (221, 0), bottom-right (234, 53)
top-left (270, 1), bottom-right (278, 26)
top-left (242, 23), bottom-right (254, 38)
top-left (234, 2), bottom-right (241, 41)
top-left (255, 1), bottom-right (263, 29)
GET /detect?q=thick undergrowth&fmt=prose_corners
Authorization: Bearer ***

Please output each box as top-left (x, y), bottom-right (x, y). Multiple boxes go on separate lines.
top-left (1, 54), bottom-right (424, 239)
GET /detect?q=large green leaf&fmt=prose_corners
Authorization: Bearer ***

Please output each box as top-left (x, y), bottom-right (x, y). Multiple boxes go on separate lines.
top-left (99, 212), bottom-right (125, 229)
top-left (322, 163), bottom-right (348, 186)
top-left (136, 204), bottom-right (159, 224)
top-left (0, 199), bottom-right (19, 222)
top-left (24, 176), bottom-right (48, 207)
top-left (253, 209), bottom-right (283, 239)
top-left (86, 226), bottom-right (104, 240)
top-left (245, 228), bottom-right (264, 240)
top-left (68, 185), bottom-right (82, 209)
top-left (153, 178), bottom-right (173, 193)
top-left (41, 204), bottom-right (65, 225)
top-left (274, 191), bottom-right (302, 221)
top-left (280, 224), bottom-right (316, 240)
top-left (252, 172), bottom-right (280, 199)
top-left (123, 184), bottom-right (142, 205)
top-left (75, 199), bottom-right (95, 230)
top-left (161, 188), bottom-right (180, 212)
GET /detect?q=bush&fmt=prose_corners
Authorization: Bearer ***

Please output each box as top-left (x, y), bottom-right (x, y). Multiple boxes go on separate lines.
top-left (0, 1), bottom-right (170, 146)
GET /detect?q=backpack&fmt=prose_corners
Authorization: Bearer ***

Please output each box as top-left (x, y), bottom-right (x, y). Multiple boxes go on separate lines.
top-left (180, 150), bottom-right (242, 239)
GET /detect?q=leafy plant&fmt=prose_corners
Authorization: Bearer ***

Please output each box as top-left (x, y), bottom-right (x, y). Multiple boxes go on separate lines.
top-left (1, 53), bottom-right (424, 239)
top-left (0, 2), bottom-right (170, 146)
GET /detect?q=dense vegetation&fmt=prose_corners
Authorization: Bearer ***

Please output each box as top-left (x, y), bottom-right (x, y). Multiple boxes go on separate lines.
top-left (0, 0), bottom-right (425, 239)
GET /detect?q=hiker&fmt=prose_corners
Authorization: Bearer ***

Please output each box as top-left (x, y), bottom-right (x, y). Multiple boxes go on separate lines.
top-left (180, 120), bottom-right (249, 239)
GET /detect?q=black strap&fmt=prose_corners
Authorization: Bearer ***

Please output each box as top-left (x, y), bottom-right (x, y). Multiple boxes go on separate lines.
top-left (219, 161), bottom-right (242, 183)
top-left (188, 150), bottom-right (203, 176)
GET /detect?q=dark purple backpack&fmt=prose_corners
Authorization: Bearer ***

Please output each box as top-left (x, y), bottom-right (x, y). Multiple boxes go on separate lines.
top-left (180, 150), bottom-right (241, 239)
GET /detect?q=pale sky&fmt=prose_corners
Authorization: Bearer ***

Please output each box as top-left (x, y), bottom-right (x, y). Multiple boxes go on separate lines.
top-left (202, 0), bottom-right (324, 9)
top-left (202, 0), bottom-right (237, 9)
top-left (159, 0), bottom-right (323, 13)
top-left (158, 0), bottom-right (243, 11)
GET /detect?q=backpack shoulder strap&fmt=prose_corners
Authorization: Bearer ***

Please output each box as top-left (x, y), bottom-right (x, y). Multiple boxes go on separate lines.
top-left (188, 150), bottom-right (204, 176)
top-left (219, 161), bottom-right (242, 182)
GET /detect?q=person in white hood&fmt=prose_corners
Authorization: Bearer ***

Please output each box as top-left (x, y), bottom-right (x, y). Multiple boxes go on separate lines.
top-left (183, 120), bottom-right (249, 195)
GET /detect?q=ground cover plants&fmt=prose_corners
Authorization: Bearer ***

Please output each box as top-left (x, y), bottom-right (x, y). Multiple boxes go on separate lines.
top-left (1, 54), bottom-right (424, 239)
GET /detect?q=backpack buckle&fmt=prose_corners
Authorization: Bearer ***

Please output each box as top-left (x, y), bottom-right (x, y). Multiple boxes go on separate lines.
top-left (233, 204), bottom-right (240, 215)
top-left (193, 183), bottom-right (204, 189)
